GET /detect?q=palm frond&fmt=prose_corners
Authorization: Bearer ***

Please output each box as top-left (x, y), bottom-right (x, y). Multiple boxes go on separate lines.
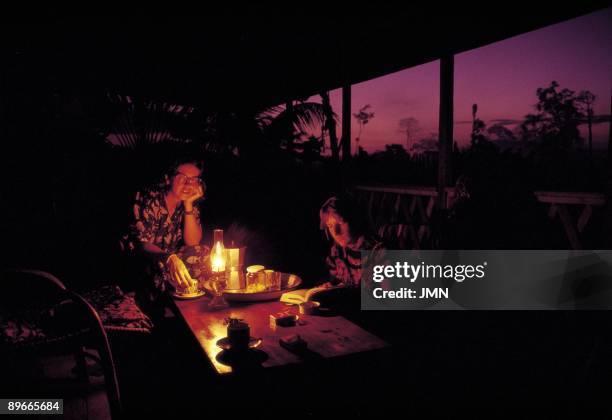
top-left (104, 93), bottom-right (195, 149)
top-left (267, 101), bottom-right (328, 134)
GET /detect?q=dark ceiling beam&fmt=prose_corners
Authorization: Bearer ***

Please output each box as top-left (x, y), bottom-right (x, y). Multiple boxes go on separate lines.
top-left (2, 7), bottom-right (608, 110)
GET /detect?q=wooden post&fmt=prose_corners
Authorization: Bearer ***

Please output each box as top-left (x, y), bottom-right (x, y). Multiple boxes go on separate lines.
top-left (285, 100), bottom-right (294, 153)
top-left (342, 84), bottom-right (351, 160)
top-left (437, 54), bottom-right (454, 210)
top-left (604, 94), bottom-right (612, 247)
top-left (608, 94), bottom-right (612, 160)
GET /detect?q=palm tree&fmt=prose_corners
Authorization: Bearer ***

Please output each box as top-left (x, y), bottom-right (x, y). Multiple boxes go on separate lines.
top-left (319, 91), bottom-right (340, 162)
top-left (103, 92), bottom-right (328, 159)
top-left (353, 105), bottom-right (375, 153)
top-left (104, 93), bottom-right (194, 149)
top-left (256, 99), bottom-right (328, 156)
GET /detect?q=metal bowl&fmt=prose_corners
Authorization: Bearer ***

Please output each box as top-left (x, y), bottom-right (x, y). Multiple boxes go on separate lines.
top-left (203, 272), bottom-right (302, 302)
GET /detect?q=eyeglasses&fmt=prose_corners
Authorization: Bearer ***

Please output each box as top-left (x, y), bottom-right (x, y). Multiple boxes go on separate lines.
top-left (175, 171), bottom-right (204, 187)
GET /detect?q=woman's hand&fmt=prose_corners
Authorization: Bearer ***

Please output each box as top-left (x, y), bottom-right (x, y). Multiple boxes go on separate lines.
top-left (183, 185), bottom-right (204, 207)
top-left (165, 254), bottom-right (197, 289)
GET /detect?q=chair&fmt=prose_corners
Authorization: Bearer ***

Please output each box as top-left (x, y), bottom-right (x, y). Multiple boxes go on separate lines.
top-left (0, 269), bottom-right (122, 419)
top-left (377, 223), bottom-right (419, 250)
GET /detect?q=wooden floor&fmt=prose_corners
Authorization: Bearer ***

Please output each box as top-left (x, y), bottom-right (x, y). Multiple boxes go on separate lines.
top-left (33, 353), bottom-right (111, 420)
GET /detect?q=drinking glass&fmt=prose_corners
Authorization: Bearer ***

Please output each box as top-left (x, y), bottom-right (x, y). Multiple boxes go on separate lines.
top-left (208, 274), bottom-right (229, 309)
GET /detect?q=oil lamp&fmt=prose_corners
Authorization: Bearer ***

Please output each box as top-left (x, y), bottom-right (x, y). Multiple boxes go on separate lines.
top-left (209, 229), bottom-right (228, 309)
top-left (211, 229), bottom-right (226, 273)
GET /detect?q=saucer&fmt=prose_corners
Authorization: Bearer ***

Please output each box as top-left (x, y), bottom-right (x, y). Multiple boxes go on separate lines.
top-left (172, 289), bottom-right (206, 299)
top-left (216, 337), bottom-right (263, 351)
top-left (216, 348), bottom-right (269, 368)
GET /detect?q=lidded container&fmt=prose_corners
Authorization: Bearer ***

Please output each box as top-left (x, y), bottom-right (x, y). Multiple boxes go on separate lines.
top-left (246, 265), bottom-right (265, 292)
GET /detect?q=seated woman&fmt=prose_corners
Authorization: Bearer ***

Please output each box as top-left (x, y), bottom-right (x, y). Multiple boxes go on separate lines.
top-left (316, 195), bottom-right (385, 315)
top-left (320, 194), bottom-right (385, 287)
top-left (124, 158), bottom-right (206, 316)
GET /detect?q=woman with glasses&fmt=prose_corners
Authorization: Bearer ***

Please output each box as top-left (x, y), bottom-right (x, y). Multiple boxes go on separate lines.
top-left (127, 159), bottom-right (206, 293)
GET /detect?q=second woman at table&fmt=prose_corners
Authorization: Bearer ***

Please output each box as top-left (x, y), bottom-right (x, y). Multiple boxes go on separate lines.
top-left (312, 194), bottom-right (386, 318)
top-left (319, 194), bottom-right (385, 288)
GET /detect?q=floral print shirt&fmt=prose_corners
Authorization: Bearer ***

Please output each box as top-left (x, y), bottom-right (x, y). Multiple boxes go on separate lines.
top-left (129, 188), bottom-right (200, 254)
top-left (326, 235), bottom-right (385, 288)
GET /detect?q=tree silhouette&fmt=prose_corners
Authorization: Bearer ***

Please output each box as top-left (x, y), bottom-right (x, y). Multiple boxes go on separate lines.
top-left (353, 104), bottom-right (375, 152)
top-left (295, 135), bottom-right (324, 162)
top-left (520, 81), bottom-right (585, 149)
top-left (470, 104), bottom-right (488, 146)
top-left (577, 90), bottom-right (596, 159)
top-left (487, 124), bottom-right (515, 142)
top-left (319, 90), bottom-right (340, 162)
top-left (411, 135), bottom-right (439, 154)
top-left (398, 117), bottom-right (420, 152)
top-left (104, 93), bottom-right (194, 149)
top-left (383, 143), bottom-right (409, 158)
top-left (254, 99), bottom-right (327, 157)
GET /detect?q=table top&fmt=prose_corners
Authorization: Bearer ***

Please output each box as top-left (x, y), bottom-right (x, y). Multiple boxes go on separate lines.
top-left (172, 296), bottom-right (389, 374)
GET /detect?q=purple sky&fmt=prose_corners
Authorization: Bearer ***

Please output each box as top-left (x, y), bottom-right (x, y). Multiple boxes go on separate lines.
top-left (316, 8), bottom-right (611, 153)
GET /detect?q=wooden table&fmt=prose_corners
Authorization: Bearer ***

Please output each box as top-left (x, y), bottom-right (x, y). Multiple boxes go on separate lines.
top-left (172, 296), bottom-right (389, 374)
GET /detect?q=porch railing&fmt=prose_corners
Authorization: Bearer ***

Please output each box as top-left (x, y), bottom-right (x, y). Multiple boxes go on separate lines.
top-left (534, 191), bottom-right (606, 250)
top-left (353, 185), bottom-right (456, 249)
top-left (354, 186), bottom-right (606, 250)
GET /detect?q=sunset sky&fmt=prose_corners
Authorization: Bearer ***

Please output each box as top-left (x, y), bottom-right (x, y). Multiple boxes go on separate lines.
top-left (318, 8), bottom-right (611, 153)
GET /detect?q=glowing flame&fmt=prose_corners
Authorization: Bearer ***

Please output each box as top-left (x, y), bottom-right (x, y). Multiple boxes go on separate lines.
top-left (211, 240), bottom-right (226, 272)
